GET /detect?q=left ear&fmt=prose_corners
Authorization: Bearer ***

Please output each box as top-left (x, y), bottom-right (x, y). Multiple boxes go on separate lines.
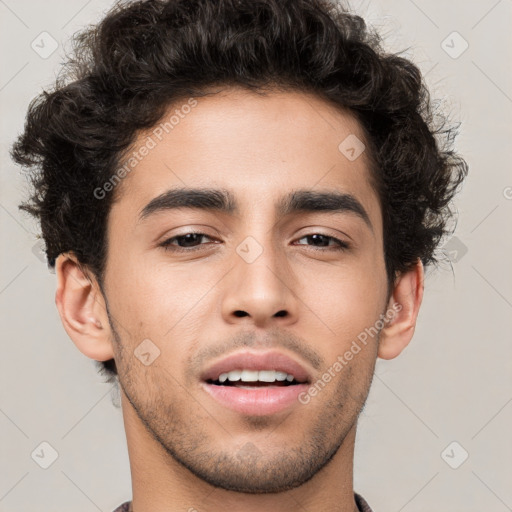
top-left (378, 259), bottom-right (424, 360)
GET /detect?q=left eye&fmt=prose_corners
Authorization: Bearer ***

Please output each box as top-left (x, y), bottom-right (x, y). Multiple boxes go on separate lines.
top-left (159, 232), bottom-right (349, 253)
top-left (294, 234), bottom-right (349, 251)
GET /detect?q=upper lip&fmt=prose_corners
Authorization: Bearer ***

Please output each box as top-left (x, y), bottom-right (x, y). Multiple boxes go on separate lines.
top-left (200, 350), bottom-right (312, 383)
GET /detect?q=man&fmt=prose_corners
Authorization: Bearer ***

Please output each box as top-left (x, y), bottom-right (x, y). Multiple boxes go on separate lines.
top-left (11, 0), bottom-right (468, 510)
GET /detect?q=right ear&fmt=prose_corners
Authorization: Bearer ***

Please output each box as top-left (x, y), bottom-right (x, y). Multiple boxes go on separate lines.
top-left (54, 252), bottom-right (114, 362)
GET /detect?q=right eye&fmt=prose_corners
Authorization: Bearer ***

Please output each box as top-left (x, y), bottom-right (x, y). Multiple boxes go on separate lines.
top-left (159, 232), bottom-right (219, 252)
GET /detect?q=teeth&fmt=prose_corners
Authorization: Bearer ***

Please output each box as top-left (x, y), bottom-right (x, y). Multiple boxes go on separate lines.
top-left (241, 370), bottom-right (259, 382)
top-left (228, 370), bottom-right (242, 381)
top-left (216, 369), bottom-right (296, 383)
top-left (258, 370), bottom-right (277, 382)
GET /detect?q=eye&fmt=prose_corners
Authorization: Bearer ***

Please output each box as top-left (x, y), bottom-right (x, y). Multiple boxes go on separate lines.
top-left (159, 232), bottom-right (218, 252)
top-left (159, 232), bottom-right (350, 254)
top-left (294, 233), bottom-right (349, 251)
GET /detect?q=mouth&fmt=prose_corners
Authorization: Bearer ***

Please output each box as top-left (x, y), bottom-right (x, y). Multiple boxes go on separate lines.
top-left (200, 350), bottom-right (312, 416)
top-left (206, 369), bottom-right (306, 388)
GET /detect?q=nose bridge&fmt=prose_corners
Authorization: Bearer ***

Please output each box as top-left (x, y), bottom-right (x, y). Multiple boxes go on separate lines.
top-left (235, 230), bottom-right (286, 296)
top-left (222, 227), bottom-right (297, 325)
top-left (232, 202), bottom-right (283, 285)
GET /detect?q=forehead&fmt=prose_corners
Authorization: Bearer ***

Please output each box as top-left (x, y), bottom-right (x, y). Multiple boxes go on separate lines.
top-left (110, 87), bottom-right (380, 229)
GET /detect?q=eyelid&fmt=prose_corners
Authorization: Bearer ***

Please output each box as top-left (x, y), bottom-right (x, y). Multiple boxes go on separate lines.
top-left (293, 233), bottom-right (350, 250)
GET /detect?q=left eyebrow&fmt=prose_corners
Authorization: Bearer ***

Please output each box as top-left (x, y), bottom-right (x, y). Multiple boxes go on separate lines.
top-left (276, 189), bottom-right (372, 231)
top-left (138, 187), bottom-right (372, 231)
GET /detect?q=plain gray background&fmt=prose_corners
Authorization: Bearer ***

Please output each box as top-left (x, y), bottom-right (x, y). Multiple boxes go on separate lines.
top-left (1, 1), bottom-right (511, 511)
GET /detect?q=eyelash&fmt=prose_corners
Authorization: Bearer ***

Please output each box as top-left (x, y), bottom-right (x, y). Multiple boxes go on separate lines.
top-left (159, 231), bottom-right (350, 253)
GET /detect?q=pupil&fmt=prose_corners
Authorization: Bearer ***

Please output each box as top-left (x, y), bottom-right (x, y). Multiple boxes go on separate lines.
top-left (309, 234), bottom-right (328, 246)
top-left (180, 234), bottom-right (201, 247)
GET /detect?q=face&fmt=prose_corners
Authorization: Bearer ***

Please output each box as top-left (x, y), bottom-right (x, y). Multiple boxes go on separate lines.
top-left (102, 87), bottom-right (389, 493)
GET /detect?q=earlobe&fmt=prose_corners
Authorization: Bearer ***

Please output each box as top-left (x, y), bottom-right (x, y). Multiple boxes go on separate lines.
top-left (377, 259), bottom-right (424, 360)
top-left (55, 252), bottom-right (114, 362)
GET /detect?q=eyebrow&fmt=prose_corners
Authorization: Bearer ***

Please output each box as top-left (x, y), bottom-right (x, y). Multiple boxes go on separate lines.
top-left (138, 187), bottom-right (372, 230)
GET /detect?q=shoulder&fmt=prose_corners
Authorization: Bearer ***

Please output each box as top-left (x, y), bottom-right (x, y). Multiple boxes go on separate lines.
top-left (112, 501), bottom-right (131, 512)
top-left (355, 492), bottom-right (374, 512)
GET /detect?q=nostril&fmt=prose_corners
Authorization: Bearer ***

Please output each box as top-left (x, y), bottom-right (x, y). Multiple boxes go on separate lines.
top-left (234, 310), bottom-right (248, 317)
top-left (274, 310), bottom-right (287, 317)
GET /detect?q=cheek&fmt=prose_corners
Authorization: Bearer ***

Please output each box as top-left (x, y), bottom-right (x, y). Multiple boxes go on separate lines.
top-left (305, 256), bottom-right (386, 308)
top-left (299, 259), bottom-right (386, 354)
top-left (108, 257), bottom-right (222, 347)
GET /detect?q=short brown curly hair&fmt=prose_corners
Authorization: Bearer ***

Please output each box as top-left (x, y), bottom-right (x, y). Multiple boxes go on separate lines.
top-left (11, 0), bottom-right (468, 382)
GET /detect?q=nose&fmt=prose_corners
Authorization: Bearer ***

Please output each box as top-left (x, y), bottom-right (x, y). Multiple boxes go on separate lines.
top-left (221, 237), bottom-right (298, 328)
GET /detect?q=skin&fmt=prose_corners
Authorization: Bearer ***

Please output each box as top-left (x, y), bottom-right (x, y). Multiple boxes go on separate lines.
top-left (55, 87), bottom-right (423, 512)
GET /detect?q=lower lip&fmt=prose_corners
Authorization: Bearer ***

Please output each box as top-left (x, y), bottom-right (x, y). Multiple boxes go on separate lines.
top-left (202, 382), bottom-right (309, 416)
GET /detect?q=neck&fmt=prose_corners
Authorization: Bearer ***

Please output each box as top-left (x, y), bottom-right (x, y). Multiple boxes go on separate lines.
top-left (121, 392), bottom-right (359, 512)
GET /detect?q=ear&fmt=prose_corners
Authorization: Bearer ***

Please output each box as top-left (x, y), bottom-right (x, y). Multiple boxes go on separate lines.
top-left (378, 259), bottom-right (424, 360)
top-left (54, 252), bottom-right (114, 362)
